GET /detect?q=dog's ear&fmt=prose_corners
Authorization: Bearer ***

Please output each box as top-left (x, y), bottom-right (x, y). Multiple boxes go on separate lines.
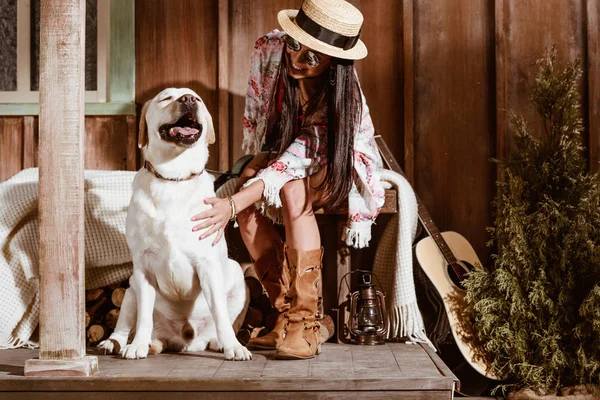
top-left (203, 103), bottom-right (216, 145)
top-left (138, 100), bottom-right (151, 149)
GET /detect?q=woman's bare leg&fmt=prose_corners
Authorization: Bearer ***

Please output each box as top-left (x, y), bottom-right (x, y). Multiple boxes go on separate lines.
top-left (236, 154), bottom-right (283, 260)
top-left (280, 168), bottom-right (328, 251)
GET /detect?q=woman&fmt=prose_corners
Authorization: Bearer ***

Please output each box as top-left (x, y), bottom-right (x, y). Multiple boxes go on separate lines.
top-left (191, 0), bottom-right (385, 359)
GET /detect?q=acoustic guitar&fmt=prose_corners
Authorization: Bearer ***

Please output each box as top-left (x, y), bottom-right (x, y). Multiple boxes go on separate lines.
top-left (374, 136), bottom-right (500, 381)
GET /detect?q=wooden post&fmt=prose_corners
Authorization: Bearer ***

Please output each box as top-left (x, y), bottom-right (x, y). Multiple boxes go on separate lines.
top-left (24, 0), bottom-right (98, 376)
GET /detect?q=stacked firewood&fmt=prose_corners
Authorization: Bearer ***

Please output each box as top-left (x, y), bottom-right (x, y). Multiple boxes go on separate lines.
top-left (85, 281), bottom-right (129, 346)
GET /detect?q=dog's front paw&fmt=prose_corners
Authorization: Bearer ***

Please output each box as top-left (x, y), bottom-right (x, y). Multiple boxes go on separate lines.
top-left (224, 344), bottom-right (252, 361)
top-left (98, 334), bottom-right (127, 355)
top-left (97, 339), bottom-right (117, 354)
top-left (121, 341), bottom-right (150, 359)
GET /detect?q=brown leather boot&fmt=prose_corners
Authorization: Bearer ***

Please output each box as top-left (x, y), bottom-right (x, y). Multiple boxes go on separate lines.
top-left (246, 241), bottom-right (290, 350)
top-left (275, 246), bottom-right (324, 360)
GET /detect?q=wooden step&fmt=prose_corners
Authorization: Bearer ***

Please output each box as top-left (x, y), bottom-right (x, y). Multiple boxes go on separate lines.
top-left (0, 342), bottom-right (457, 399)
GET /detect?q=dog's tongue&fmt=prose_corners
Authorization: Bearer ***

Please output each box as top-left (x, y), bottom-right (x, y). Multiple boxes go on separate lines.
top-left (169, 127), bottom-right (199, 137)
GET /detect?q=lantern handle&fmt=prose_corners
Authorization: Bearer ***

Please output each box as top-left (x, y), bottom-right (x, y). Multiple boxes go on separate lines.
top-left (363, 274), bottom-right (371, 285)
top-left (337, 269), bottom-right (385, 304)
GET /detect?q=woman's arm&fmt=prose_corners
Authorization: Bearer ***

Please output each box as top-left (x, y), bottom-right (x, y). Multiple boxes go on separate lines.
top-left (343, 84), bottom-right (386, 248)
top-left (191, 152), bottom-right (270, 245)
top-left (191, 179), bottom-right (265, 246)
top-left (231, 179), bottom-right (265, 215)
top-left (241, 125), bottom-right (327, 211)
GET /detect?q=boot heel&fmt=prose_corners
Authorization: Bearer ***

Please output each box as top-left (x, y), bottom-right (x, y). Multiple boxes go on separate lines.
top-left (316, 343), bottom-right (322, 355)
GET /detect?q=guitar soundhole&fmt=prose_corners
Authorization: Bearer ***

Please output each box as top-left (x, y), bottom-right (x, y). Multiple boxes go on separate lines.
top-left (447, 261), bottom-right (475, 291)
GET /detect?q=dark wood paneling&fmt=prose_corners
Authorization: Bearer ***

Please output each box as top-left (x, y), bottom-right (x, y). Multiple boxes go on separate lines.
top-left (413, 0), bottom-right (496, 261)
top-left (218, 0), bottom-right (230, 172)
top-left (0, 117), bottom-right (25, 182)
top-left (350, 0), bottom-right (404, 168)
top-left (22, 116), bottom-right (37, 169)
top-left (0, 116), bottom-right (135, 183)
top-left (135, 0), bottom-right (219, 169)
top-left (227, 0), bottom-right (302, 165)
top-left (125, 115), bottom-right (138, 170)
top-left (403, 0), bottom-right (415, 184)
top-left (0, 116), bottom-right (38, 181)
top-left (495, 0), bottom-right (508, 184)
top-left (587, 0), bottom-right (599, 172)
top-left (496, 0), bottom-right (586, 158)
top-left (84, 116), bottom-right (135, 171)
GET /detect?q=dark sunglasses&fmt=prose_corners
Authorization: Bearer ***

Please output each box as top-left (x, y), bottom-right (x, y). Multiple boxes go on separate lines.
top-left (285, 36), bottom-right (322, 68)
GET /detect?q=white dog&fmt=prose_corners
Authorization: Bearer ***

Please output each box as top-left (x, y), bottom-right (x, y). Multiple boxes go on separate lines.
top-left (98, 88), bottom-right (251, 361)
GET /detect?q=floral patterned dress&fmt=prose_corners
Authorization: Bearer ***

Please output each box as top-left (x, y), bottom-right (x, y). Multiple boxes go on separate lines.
top-left (242, 30), bottom-right (385, 248)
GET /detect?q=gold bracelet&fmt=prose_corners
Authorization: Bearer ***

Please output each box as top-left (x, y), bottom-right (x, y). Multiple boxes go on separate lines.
top-left (227, 196), bottom-right (237, 222)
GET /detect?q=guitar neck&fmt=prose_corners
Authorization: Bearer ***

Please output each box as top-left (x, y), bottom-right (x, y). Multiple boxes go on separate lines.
top-left (374, 136), bottom-right (457, 265)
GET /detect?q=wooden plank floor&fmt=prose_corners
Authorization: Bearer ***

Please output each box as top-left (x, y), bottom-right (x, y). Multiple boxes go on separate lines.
top-left (0, 343), bottom-right (457, 399)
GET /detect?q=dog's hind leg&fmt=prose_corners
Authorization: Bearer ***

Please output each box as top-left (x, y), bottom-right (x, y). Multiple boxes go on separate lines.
top-left (206, 262), bottom-right (249, 353)
top-left (98, 286), bottom-right (137, 354)
top-left (227, 259), bottom-right (250, 334)
top-left (195, 257), bottom-right (252, 361)
top-left (148, 338), bottom-right (166, 355)
top-left (208, 274), bottom-right (248, 353)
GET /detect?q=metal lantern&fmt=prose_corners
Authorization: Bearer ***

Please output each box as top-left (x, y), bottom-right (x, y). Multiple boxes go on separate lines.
top-left (341, 272), bottom-right (387, 345)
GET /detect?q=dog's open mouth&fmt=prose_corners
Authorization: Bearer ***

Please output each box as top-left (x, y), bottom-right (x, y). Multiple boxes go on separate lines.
top-left (159, 112), bottom-right (203, 146)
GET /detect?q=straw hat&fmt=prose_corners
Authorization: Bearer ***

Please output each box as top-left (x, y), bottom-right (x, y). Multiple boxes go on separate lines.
top-left (277, 0), bottom-right (367, 60)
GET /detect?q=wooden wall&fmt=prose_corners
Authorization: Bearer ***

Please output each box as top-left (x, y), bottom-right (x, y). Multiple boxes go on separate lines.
top-left (0, 116), bottom-right (136, 182)
top-left (135, 0), bottom-right (220, 170)
top-left (1, 0), bottom-right (598, 265)
top-left (408, 0), bottom-right (496, 259)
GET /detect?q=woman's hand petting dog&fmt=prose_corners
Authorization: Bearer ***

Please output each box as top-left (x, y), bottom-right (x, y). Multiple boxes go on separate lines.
top-left (191, 197), bottom-right (231, 246)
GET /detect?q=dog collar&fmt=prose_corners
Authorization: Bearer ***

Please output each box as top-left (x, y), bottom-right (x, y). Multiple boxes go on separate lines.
top-left (144, 160), bottom-right (203, 181)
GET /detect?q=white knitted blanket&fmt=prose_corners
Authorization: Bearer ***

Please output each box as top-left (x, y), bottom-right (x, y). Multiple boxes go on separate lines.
top-left (373, 169), bottom-right (433, 347)
top-left (0, 168), bottom-right (135, 349)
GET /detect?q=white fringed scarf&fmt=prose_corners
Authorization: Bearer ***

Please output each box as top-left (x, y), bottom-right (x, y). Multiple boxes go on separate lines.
top-left (373, 169), bottom-right (434, 347)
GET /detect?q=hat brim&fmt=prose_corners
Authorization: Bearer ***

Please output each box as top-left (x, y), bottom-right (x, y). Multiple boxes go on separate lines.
top-left (277, 9), bottom-right (367, 61)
